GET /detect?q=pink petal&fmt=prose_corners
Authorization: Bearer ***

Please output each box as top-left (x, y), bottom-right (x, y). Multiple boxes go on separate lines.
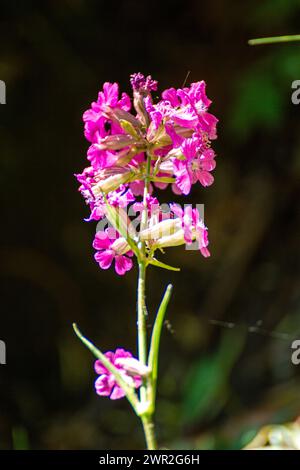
top-left (170, 203), bottom-right (183, 219)
top-left (93, 231), bottom-right (111, 250)
top-left (154, 181), bottom-right (168, 190)
top-left (200, 246), bottom-right (210, 257)
top-left (198, 112), bottom-right (218, 139)
top-left (165, 123), bottom-right (184, 147)
top-left (113, 348), bottom-right (133, 361)
top-left (162, 87), bottom-right (179, 106)
top-left (183, 225), bottom-right (193, 243)
top-left (103, 82), bottom-right (119, 107)
top-left (200, 159), bottom-right (216, 171)
top-left (130, 180), bottom-right (145, 196)
top-left (106, 226), bottom-right (119, 240)
top-left (114, 255), bottom-right (133, 275)
top-left (171, 183), bottom-right (183, 195)
top-left (94, 360), bottom-right (108, 375)
top-left (94, 351), bottom-right (114, 374)
top-left (95, 250), bottom-right (114, 270)
top-left (110, 385), bottom-right (126, 400)
top-left (173, 111), bottom-right (198, 128)
top-left (150, 110), bottom-right (163, 129)
top-left (119, 92), bottom-right (131, 111)
top-left (183, 206), bottom-right (194, 243)
top-left (181, 137), bottom-right (199, 160)
top-left (176, 171), bottom-right (192, 195)
top-left (95, 375), bottom-right (113, 397)
top-left (196, 170), bottom-right (214, 187)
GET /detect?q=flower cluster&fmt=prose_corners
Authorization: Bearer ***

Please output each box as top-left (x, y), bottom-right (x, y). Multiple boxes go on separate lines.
top-left (76, 73), bottom-right (218, 275)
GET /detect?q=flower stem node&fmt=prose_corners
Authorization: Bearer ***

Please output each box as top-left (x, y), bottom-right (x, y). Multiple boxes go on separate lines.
top-left (136, 400), bottom-right (153, 417)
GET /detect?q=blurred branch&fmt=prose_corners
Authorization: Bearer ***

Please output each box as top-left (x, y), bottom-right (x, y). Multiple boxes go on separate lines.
top-left (244, 420), bottom-right (300, 450)
top-left (249, 35), bottom-right (300, 45)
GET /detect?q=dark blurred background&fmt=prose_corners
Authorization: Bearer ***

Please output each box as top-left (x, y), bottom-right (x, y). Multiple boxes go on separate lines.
top-left (0, 0), bottom-right (300, 450)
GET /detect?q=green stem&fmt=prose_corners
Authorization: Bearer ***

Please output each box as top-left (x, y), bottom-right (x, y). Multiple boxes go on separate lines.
top-left (148, 284), bottom-right (173, 409)
top-left (137, 261), bottom-right (148, 393)
top-left (137, 152), bottom-right (157, 450)
top-left (249, 34), bottom-right (300, 46)
top-left (141, 415), bottom-right (157, 450)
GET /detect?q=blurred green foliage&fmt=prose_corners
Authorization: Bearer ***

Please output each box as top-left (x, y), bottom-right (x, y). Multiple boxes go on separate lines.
top-left (182, 329), bottom-right (245, 425)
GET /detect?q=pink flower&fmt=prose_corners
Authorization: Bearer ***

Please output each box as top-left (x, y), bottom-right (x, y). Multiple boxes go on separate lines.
top-left (94, 349), bottom-right (142, 400)
top-left (93, 228), bottom-right (134, 275)
top-left (170, 204), bottom-right (210, 257)
top-left (87, 144), bottom-right (118, 170)
top-left (164, 81), bottom-right (218, 139)
top-left (172, 136), bottom-right (216, 194)
top-left (83, 82), bottom-right (131, 144)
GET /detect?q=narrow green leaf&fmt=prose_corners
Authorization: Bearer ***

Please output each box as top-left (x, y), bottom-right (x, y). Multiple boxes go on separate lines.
top-left (148, 258), bottom-right (180, 272)
top-left (148, 285), bottom-right (173, 407)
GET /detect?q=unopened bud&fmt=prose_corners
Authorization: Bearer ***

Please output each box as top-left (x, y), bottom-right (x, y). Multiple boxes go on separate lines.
top-left (140, 219), bottom-right (180, 242)
top-left (119, 120), bottom-right (140, 139)
top-left (93, 170), bottom-right (133, 194)
top-left (115, 357), bottom-right (150, 377)
top-left (97, 134), bottom-right (138, 150)
top-left (105, 106), bottom-right (142, 130)
top-left (155, 228), bottom-right (186, 248)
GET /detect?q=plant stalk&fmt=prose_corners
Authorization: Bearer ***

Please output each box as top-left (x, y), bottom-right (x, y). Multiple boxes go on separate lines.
top-left (137, 151), bottom-right (157, 450)
top-left (141, 415), bottom-right (157, 450)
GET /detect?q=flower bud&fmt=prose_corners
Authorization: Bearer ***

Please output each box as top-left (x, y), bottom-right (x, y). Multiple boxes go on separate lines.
top-left (139, 219), bottom-right (181, 242)
top-left (115, 357), bottom-right (150, 377)
top-left (97, 134), bottom-right (138, 150)
top-left (104, 106), bottom-right (142, 130)
top-left (155, 228), bottom-right (186, 248)
top-left (133, 92), bottom-right (150, 127)
top-left (93, 170), bottom-right (133, 194)
top-left (119, 120), bottom-right (140, 139)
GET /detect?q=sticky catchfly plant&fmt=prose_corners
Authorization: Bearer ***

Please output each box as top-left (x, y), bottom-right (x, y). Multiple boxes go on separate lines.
top-left (73, 73), bottom-right (218, 449)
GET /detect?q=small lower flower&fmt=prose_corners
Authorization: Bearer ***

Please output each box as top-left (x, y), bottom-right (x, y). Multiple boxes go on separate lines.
top-left (94, 349), bottom-right (142, 400)
top-left (93, 228), bottom-right (134, 275)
